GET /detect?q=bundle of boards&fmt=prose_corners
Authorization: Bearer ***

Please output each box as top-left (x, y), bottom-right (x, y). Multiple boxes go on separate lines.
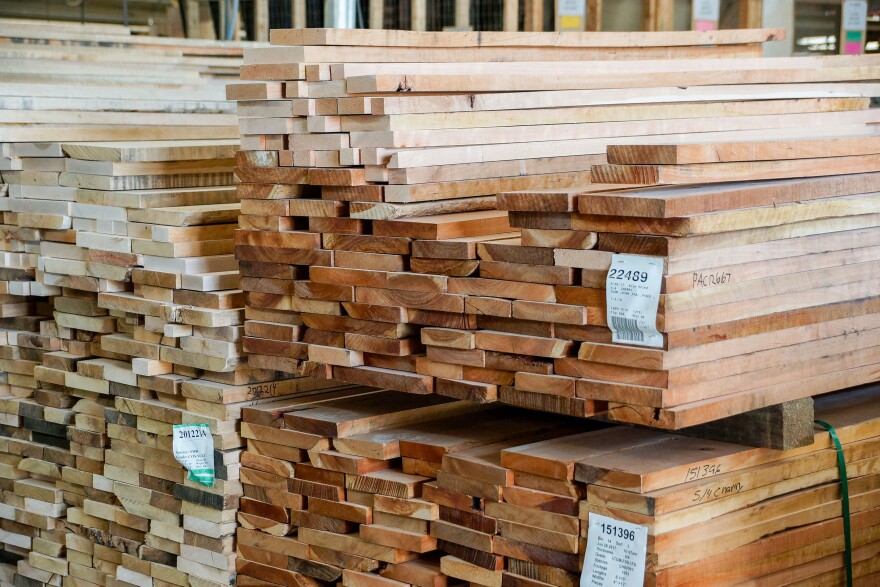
top-left (233, 382), bottom-right (880, 587)
top-left (1, 20), bottom-right (879, 587)
top-left (228, 28), bottom-right (880, 427)
top-left (0, 20), bottom-right (323, 587)
top-left (493, 135), bottom-right (880, 428)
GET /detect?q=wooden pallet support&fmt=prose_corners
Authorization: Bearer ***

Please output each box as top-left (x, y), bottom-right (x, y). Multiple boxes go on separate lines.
top-left (739, 0), bottom-right (764, 28)
top-left (370, 0), bottom-right (385, 28)
top-left (676, 398), bottom-right (815, 450)
top-left (643, 0), bottom-right (675, 31)
top-left (503, 0), bottom-right (519, 31)
top-left (587, 0), bottom-right (602, 31)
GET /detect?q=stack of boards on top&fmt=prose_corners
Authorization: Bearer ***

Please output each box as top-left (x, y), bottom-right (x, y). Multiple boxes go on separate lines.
top-left (228, 27), bottom-right (880, 422)
top-left (232, 378), bottom-right (880, 587)
top-left (0, 21), bottom-right (330, 587)
top-left (491, 134), bottom-right (880, 429)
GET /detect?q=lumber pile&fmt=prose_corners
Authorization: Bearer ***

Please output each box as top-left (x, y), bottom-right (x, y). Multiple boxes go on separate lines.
top-left (0, 19), bottom-right (240, 319)
top-left (576, 383), bottom-right (880, 585)
top-left (0, 21), bottom-right (878, 587)
top-left (235, 389), bottom-right (590, 587)
top-left (493, 136), bottom-right (880, 428)
top-left (0, 23), bottom-right (295, 587)
top-left (232, 379), bottom-right (880, 586)
top-left (26, 153), bottom-right (342, 587)
top-left (229, 28), bottom-right (880, 421)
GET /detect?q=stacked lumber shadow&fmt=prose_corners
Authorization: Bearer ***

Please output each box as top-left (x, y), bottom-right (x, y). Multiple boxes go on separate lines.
top-left (229, 28), bottom-right (880, 423)
top-left (234, 380), bottom-right (880, 586)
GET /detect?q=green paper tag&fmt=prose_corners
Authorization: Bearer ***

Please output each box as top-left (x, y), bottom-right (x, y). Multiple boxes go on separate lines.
top-left (172, 424), bottom-right (215, 487)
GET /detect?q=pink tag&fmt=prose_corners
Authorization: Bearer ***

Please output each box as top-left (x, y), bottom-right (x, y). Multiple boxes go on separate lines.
top-left (845, 41), bottom-right (864, 55)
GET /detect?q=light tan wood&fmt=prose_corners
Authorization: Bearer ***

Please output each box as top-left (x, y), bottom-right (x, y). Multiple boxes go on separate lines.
top-left (269, 27), bottom-right (782, 47)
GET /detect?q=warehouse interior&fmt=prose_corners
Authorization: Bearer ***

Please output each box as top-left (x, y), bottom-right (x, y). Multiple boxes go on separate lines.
top-left (1, 0), bottom-right (879, 55)
top-left (1, 1), bottom-right (880, 587)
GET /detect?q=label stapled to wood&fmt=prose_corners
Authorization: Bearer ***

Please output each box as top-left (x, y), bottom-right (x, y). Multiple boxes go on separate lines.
top-left (172, 424), bottom-right (214, 487)
top-left (581, 513), bottom-right (648, 587)
top-left (606, 254), bottom-right (663, 348)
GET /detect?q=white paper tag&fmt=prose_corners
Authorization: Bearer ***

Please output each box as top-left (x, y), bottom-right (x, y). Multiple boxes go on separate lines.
top-left (606, 254), bottom-right (663, 348)
top-left (843, 0), bottom-right (868, 30)
top-left (558, 0), bottom-right (585, 17)
top-left (172, 424), bottom-right (214, 487)
top-left (692, 0), bottom-right (720, 21)
top-left (581, 513), bottom-right (648, 587)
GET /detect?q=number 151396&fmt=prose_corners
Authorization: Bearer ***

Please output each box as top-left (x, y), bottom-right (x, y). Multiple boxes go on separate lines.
top-left (685, 463), bottom-right (722, 482)
top-left (600, 523), bottom-right (636, 541)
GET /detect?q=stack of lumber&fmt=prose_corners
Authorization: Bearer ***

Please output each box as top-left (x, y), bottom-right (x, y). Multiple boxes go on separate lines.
top-left (0, 17), bottom-right (249, 79)
top-left (0, 22), bottom-right (283, 587)
top-left (47, 138), bottom-right (349, 587)
top-left (0, 19), bottom-right (240, 304)
top-left (434, 384), bottom-right (880, 586)
top-left (234, 389), bottom-right (593, 587)
top-left (576, 383), bottom-right (880, 585)
top-left (427, 428), bottom-right (596, 587)
top-left (229, 28), bottom-right (880, 416)
top-left (0, 350), bottom-right (71, 587)
top-left (491, 136), bottom-right (880, 428)
top-left (231, 378), bottom-right (880, 586)
top-left (17, 139), bottom-right (237, 587)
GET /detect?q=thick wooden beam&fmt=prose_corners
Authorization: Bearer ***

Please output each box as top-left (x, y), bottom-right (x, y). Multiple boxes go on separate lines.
top-left (676, 399), bottom-right (815, 450)
top-left (643, 0), bottom-right (675, 31)
top-left (455, 0), bottom-right (472, 30)
top-left (586, 0), bottom-right (602, 31)
top-left (219, 0), bottom-right (228, 39)
top-left (369, 0), bottom-right (384, 28)
top-left (411, 0), bottom-right (427, 31)
top-left (524, 0), bottom-right (543, 31)
top-left (185, 0), bottom-right (201, 38)
top-left (292, 0), bottom-right (307, 28)
top-left (254, 0), bottom-right (269, 42)
top-left (738, 0), bottom-right (763, 28)
top-left (762, 0), bottom-right (794, 56)
top-left (503, 0), bottom-right (519, 31)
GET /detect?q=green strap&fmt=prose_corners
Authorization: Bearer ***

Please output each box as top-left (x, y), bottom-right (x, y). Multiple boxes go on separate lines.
top-left (815, 419), bottom-right (852, 587)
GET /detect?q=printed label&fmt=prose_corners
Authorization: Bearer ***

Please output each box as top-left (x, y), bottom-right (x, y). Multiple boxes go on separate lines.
top-left (558, 0), bottom-right (585, 17)
top-left (581, 513), bottom-right (648, 587)
top-left (692, 0), bottom-right (720, 21)
top-left (172, 424), bottom-right (214, 487)
top-left (843, 0), bottom-right (868, 30)
top-left (606, 254), bottom-right (663, 348)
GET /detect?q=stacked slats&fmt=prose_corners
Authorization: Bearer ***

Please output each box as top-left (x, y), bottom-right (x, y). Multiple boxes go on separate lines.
top-left (0, 23), bottom-right (258, 587)
top-left (0, 387), bottom-right (71, 587)
top-left (230, 28), bottom-right (880, 417)
top-left (574, 384), bottom-right (880, 585)
top-left (235, 389), bottom-right (595, 587)
top-left (494, 136), bottom-right (880, 428)
top-left (430, 432), bottom-right (596, 587)
top-left (431, 384), bottom-right (880, 586)
top-left (232, 375), bottom-right (880, 586)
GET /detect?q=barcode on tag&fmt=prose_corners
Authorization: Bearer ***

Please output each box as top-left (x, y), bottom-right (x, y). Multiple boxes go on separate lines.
top-left (610, 316), bottom-right (644, 342)
top-left (605, 254), bottom-right (663, 348)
